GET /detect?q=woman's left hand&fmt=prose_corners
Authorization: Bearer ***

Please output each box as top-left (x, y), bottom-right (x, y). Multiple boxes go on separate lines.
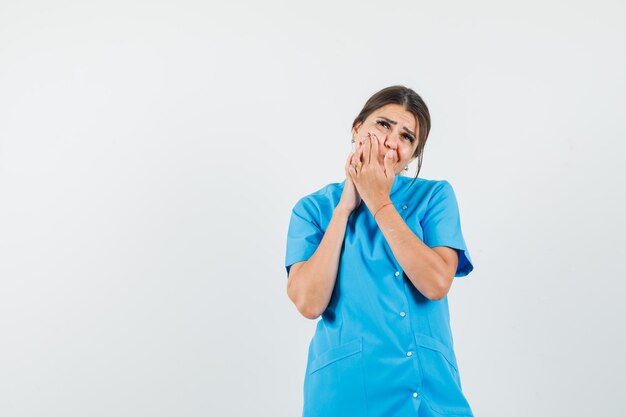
top-left (349, 133), bottom-right (397, 213)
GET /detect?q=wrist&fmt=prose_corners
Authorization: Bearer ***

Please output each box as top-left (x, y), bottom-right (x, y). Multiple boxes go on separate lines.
top-left (334, 206), bottom-right (353, 220)
top-left (373, 200), bottom-right (394, 220)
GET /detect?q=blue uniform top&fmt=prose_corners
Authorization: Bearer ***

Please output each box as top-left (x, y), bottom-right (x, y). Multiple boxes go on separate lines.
top-left (285, 174), bottom-right (475, 417)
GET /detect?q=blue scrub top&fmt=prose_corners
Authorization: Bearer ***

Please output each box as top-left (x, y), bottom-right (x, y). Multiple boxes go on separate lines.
top-left (285, 174), bottom-right (475, 417)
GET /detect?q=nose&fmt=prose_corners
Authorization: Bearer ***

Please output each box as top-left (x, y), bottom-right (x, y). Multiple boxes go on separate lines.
top-left (383, 132), bottom-right (400, 150)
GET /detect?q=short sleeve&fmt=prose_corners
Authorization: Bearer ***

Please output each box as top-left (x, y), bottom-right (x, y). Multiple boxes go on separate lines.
top-left (285, 197), bottom-right (324, 278)
top-left (421, 180), bottom-right (474, 277)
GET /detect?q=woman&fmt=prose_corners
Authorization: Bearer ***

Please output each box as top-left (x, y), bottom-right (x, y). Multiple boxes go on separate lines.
top-left (285, 85), bottom-right (475, 417)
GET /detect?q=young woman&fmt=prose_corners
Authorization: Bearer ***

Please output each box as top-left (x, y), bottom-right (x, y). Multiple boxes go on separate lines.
top-left (285, 85), bottom-right (475, 417)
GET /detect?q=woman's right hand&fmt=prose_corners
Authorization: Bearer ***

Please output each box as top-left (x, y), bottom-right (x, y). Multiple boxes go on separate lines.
top-left (337, 141), bottom-right (363, 214)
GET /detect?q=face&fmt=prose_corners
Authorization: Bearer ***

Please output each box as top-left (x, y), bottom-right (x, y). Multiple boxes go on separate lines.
top-left (352, 103), bottom-right (419, 175)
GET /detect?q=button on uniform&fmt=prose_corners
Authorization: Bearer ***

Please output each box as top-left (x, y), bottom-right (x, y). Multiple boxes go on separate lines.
top-left (399, 311), bottom-right (406, 317)
top-left (394, 271), bottom-right (400, 277)
top-left (413, 392), bottom-right (419, 398)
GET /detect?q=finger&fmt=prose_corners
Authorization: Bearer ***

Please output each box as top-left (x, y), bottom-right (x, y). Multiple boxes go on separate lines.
top-left (371, 134), bottom-right (379, 165)
top-left (384, 150), bottom-right (395, 177)
top-left (345, 151), bottom-right (354, 175)
top-left (348, 150), bottom-right (360, 174)
top-left (348, 166), bottom-right (357, 184)
top-left (354, 139), bottom-right (365, 163)
top-left (363, 134), bottom-right (371, 165)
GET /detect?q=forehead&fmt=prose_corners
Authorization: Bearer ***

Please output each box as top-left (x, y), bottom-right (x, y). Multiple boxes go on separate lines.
top-left (371, 104), bottom-right (418, 133)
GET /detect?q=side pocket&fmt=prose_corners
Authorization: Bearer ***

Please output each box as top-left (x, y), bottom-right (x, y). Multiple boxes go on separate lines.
top-left (309, 338), bottom-right (362, 374)
top-left (414, 335), bottom-right (472, 416)
top-left (304, 337), bottom-right (367, 417)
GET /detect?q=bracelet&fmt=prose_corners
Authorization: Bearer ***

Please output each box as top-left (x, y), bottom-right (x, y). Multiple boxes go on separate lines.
top-left (373, 202), bottom-right (394, 219)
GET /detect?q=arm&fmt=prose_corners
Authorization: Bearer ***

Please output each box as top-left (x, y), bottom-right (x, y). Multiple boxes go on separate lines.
top-left (286, 207), bottom-right (351, 319)
top-left (374, 203), bottom-right (459, 300)
top-left (346, 135), bottom-right (460, 299)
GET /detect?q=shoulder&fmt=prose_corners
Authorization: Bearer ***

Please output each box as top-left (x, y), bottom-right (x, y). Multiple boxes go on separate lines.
top-left (290, 179), bottom-right (344, 215)
top-left (293, 179), bottom-right (344, 205)
top-left (394, 177), bottom-right (462, 217)
top-left (424, 179), bottom-right (460, 209)
top-left (422, 178), bottom-right (453, 191)
top-left (418, 178), bottom-right (457, 198)
top-left (395, 176), bottom-right (453, 200)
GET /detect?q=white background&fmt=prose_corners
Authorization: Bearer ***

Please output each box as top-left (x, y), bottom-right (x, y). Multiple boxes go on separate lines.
top-left (1, 1), bottom-right (625, 416)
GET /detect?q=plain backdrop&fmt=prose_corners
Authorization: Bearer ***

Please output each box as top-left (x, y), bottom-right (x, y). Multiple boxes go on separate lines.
top-left (1, 1), bottom-right (625, 416)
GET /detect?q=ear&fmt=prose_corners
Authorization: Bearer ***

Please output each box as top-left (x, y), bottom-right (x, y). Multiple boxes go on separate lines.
top-left (352, 122), bottom-right (362, 138)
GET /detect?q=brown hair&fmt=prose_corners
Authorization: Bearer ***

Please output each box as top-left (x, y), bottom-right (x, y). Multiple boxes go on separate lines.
top-left (352, 85), bottom-right (431, 185)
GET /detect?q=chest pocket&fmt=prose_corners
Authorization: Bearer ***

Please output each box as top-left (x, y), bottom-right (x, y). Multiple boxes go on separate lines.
top-left (304, 337), bottom-right (367, 416)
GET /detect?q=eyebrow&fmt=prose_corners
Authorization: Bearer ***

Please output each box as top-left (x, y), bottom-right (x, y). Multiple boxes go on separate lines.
top-left (378, 116), bottom-right (416, 138)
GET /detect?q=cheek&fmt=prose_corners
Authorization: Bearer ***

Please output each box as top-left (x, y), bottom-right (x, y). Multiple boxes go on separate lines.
top-left (367, 123), bottom-right (384, 136)
top-left (406, 144), bottom-right (419, 158)
top-left (399, 147), bottom-right (412, 160)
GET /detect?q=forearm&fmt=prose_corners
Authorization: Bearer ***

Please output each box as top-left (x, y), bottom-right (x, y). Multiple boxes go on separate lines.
top-left (287, 207), bottom-right (351, 318)
top-left (373, 202), bottom-right (448, 300)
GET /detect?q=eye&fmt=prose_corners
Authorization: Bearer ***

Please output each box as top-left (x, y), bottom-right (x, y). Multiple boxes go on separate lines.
top-left (403, 133), bottom-right (415, 143)
top-left (376, 120), bottom-right (390, 129)
top-left (377, 119), bottom-right (415, 143)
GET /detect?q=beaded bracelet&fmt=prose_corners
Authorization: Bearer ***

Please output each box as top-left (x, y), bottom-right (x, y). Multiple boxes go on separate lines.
top-left (373, 202), bottom-right (394, 219)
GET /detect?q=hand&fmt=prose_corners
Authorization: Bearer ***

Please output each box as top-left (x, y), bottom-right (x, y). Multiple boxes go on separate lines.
top-left (337, 144), bottom-right (363, 215)
top-left (348, 133), bottom-right (396, 213)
